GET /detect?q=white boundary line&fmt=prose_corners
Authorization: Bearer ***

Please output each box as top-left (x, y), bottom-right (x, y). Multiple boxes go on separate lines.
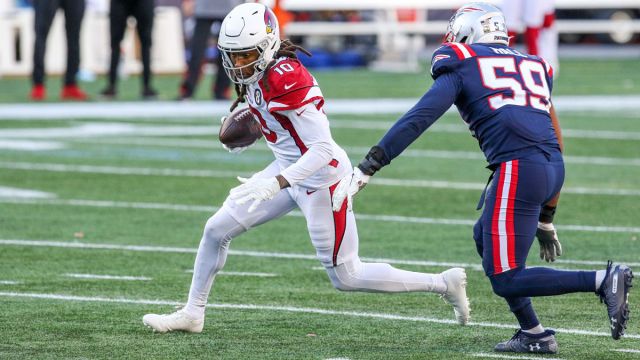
top-left (63, 273), bottom-right (152, 281)
top-left (613, 349), bottom-right (640, 353)
top-left (2, 197), bottom-right (639, 234)
top-left (3, 239), bottom-right (640, 269)
top-left (0, 280), bottom-right (22, 285)
top-left (471, 353), bottom-right (564, 360)
top-left (0, 291), bottom-right (637, 340)
top-left (186, 270), bottom-right (279, 277)
top-left (2, 161), bottom-right (639, 196)
top-left (1, 96), bottom-right (640, 119)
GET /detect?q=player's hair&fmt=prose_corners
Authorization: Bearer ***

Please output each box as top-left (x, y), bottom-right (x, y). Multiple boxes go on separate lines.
top-left (229, 39), bottom-right (312, 111)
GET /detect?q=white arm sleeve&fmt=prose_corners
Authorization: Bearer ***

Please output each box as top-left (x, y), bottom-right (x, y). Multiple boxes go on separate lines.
top-left (278, 103), bottom-right (334, 187)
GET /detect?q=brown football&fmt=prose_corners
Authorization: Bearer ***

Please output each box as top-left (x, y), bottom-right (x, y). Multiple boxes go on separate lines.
top-left (218, 107), bottom-right (263, 148)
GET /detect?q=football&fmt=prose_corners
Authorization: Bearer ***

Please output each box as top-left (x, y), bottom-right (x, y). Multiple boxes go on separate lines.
top-left (218, 107), bottom-right (263, 149)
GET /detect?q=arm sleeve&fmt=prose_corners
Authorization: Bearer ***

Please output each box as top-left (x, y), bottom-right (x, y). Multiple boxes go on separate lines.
top-left (377, 72), bottom-right (462, 164)
top-left (277, 104), bottom-right (334, 186)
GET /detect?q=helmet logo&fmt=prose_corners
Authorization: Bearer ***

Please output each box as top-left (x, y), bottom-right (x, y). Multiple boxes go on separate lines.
top-left (264, 9), bottom-right (276, 34)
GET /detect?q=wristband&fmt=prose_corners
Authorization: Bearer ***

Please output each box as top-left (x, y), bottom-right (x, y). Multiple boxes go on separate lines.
top-left (357, 146), bottom-right (387, 176)
top-left (539, 205), bottom-right (556, 223)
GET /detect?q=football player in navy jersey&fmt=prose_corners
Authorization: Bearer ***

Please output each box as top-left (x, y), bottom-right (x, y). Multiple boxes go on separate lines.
top-left (332, 2), bottom-right (633, 354)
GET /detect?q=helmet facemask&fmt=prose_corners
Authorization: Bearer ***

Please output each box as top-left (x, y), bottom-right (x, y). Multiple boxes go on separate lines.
top-left (218, 4), bottom-right (281, 85)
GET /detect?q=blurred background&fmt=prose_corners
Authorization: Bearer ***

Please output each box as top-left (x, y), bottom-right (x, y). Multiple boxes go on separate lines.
top-left (0, 0), bottom-right (638, 101)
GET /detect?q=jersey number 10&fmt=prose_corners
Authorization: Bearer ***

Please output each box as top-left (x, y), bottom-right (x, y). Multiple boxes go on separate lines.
top-left (478, 57), bottom-right (551, 112)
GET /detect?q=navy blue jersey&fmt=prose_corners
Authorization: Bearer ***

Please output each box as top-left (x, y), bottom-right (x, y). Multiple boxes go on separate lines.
top-left (378, 42), bottom-right (559, 166)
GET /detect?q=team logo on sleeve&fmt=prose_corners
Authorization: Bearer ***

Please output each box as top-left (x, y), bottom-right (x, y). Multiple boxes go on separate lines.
top-left (432, 54), bottom-right (450, 65)
top-left (264, 8), bottom-right (276, 34)
top-left (254, 89), bottom-right (262, 105)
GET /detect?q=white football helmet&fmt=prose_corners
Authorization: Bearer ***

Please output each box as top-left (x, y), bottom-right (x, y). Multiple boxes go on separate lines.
top-left (218, 3), bottom-right (281, 85)
top-left (444, 2), bottom-right (509, 46)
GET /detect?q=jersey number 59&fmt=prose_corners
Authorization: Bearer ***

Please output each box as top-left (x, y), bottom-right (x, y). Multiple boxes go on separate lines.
top-left (478, 57), bottom-right (551, 112)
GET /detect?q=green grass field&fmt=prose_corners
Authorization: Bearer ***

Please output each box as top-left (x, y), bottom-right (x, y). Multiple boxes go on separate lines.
top-left (0, 59), bottom-right (639, 359)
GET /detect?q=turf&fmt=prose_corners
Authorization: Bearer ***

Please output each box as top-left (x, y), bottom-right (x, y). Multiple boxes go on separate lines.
top-left (0, 60), bottom-right (639, 359)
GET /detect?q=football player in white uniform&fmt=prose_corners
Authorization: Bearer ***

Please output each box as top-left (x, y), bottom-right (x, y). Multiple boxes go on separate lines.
top-left (142, 3), bottom-right (469, 333)
top-left (501, 0), bottom-right (558, 73)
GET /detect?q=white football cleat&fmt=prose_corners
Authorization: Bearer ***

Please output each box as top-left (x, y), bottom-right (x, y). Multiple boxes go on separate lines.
top-left (143, 308), bottom-right (204, 333)
top-left (441, 267), bottom-right (470, 325)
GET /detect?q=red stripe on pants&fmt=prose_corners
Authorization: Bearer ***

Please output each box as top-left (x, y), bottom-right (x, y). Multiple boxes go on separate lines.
top-left (329, 182), bottom-right (347, 266)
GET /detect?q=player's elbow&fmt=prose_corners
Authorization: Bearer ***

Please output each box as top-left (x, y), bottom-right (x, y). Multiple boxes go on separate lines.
top-left (308, 141), bottom-right (334, 163)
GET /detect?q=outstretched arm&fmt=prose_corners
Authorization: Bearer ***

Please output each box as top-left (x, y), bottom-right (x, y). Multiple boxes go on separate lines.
top-left (332, 72), bottom-right (461, 211)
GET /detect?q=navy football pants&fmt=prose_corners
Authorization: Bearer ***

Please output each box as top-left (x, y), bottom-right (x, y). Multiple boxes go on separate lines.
top-left (474, 151), bottom-right (595, 315)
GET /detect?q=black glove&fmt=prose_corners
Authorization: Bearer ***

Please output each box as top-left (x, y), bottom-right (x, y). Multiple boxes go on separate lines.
top-left (536, 222), bottom-right (563, 262)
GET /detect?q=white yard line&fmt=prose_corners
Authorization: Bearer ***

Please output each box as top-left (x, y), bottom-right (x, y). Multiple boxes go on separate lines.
top-left (0, 239), bottom-right (482, 270)
top-left (0, 140), bottom-right (65, 151)
top-left (0, 280), bottom-right (22, 285)
top-left (186, 270), bottom-right (279, 277)
top-left (0, 123), bottom-right (217, 139)
top-left (0, 186), bottom-right (56, 199)
top-left (3, 197), bottom-right (639, 234)
top-left (2, 97), bottom-right (640, 119)
top-left (613, 349), bottom-right (640, 354)
top-left (471, 353), bottom-right (564, 360)
top-left (2, 161), bottom-right (638, 196)
top-left (2, 239), bottom-right (640, 270)
top-left (0, 291), bottom-right (637, 340)
top-left (63, 273), bottom-right (151, 281)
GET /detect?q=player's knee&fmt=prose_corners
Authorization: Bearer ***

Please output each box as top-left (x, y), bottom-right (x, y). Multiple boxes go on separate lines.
top-left (326, 259), bottom-right (364, 292)
top-left (202, 210), bottom-right (241, 248)
top-left (489, 268), bottom-right (523, 298)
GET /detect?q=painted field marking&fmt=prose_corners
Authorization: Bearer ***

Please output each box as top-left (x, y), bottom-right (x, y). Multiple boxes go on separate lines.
top-left (612, 349), bottom-right (640, 354)
top-left (0, 186), bottom-right (56, 199)
top-left (0, 291), bottom-right (637, 340)
top-left (0, 280), bottom-right (22, 285)
top-left (186, 270), bottom-right (278, 278)
top-left (1, 161), bottom-right (638, 196)
top-left (63, 273), bottom-right (151, 281)
top-left (1, 96), bottom-right (640, 119)
top-left (2, 197), bottom-right (639, 234)
top-left (471, 353), bottom-right (564, 360)
top-left (3, 239), bottom-right (640, 270)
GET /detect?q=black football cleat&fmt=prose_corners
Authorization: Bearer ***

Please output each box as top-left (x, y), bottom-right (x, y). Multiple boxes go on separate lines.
top-left (598, 261), bottom-right (633, 340)
top-left (495, 329), bottom-right (558, 354)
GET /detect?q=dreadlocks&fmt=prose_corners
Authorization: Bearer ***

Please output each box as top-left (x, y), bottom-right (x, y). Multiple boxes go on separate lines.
top-left (229, 39), bottom-right (312, 112)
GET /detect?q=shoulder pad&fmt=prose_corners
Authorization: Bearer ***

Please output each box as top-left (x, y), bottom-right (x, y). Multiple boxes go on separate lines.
top-left (430, 43), bottom-right (477, 79)
top-left (261, 59), bottom-right (323, 112)
top-left (262, 59), bottom-right (315, 102)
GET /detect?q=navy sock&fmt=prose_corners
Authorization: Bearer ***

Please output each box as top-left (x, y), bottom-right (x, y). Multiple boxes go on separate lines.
top-left (491, 267), bottom-right (597, 298)
top-left (506, 297), bottom-right (540, 330)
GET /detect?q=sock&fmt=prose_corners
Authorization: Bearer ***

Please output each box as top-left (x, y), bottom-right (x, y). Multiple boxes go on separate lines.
top-left (512, 301), bottom-right (540, 330)
top-left (595, 270), bottom-right (607, 292)
top-left (523, 324), bottom-right (545, 335)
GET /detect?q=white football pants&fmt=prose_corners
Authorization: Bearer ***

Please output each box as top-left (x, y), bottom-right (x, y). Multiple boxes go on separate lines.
top-left (185, 161), bottom-right (447, 314)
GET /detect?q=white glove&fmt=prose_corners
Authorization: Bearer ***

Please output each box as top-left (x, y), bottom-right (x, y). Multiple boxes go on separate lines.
top-left (228, 176), bottom-right (281, 213)
top-left (331, 167), bottom-right (370, 212)
top-left (220, 116), bottom-right (252, 154)
top-left (536, 222), bottom-right (563, 262)
top-left (222, 143), bottom-right (249, 154)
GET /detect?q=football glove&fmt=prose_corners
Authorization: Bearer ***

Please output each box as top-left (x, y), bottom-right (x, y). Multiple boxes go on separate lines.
top-left (536, 221), bottom-right (563, 262)
top-left (331, 167), bottom-right (370, 212)
top-left (220, 116), bottom-right (252, 154)
top-left (229, 176), bottom-right (280, 213)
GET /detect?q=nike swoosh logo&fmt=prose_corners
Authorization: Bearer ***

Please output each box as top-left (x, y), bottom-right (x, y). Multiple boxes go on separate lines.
top-left (284, 82), bottom-right (297, 90)
top-left (295, 108), bottom-right (306, 116)
top-left (306, 189), bottom-right (317, 195)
